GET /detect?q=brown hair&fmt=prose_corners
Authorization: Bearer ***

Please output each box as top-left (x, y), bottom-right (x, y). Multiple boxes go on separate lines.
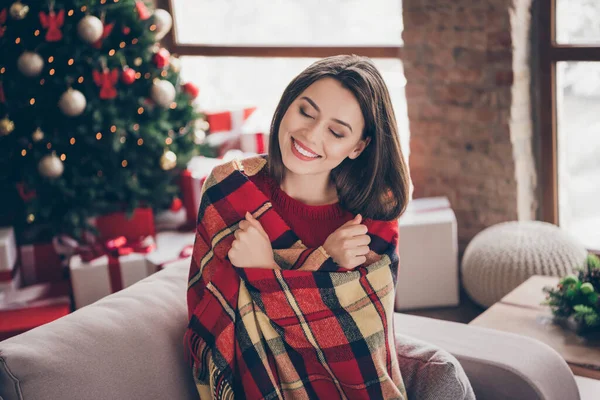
top-left (268, 54), bottom-right (410, 221)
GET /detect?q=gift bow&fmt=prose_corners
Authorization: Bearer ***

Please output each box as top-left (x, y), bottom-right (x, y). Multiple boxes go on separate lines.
top-left (53, 234), bottom-right (156, 263)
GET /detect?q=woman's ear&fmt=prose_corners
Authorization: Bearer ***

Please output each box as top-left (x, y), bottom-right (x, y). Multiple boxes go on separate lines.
top-left (349, 137), bottom-right (371, 159)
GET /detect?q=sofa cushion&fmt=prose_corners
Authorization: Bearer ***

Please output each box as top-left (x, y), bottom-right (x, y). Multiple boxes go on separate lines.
top-left (396, 333), bottom-right (476, 400)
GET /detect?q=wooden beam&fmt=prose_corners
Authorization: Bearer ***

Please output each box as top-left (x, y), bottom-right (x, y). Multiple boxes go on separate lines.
top-left (168, 45), bottom-right (403, 59)
top-left (549, 46), bottom-right (600, 61)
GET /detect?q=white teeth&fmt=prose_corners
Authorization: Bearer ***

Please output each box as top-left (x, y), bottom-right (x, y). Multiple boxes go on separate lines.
top-left (293, 139), bottom-right (319, 158)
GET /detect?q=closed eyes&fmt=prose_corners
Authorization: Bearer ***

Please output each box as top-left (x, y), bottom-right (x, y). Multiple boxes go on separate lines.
top-left (299, 106), bottom-right (343, 139)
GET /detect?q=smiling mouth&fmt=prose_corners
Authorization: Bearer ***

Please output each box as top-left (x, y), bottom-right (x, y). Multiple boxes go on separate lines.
top-left (292, 138), bottom-right (321, 158)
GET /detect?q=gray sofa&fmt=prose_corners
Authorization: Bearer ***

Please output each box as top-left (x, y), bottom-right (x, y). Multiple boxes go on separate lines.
top-left (0, 260), bottom-right (580, 399)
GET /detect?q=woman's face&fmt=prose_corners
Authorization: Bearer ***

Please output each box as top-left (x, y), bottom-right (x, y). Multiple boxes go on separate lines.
top-left (278, 77), bottom-right (368, 178)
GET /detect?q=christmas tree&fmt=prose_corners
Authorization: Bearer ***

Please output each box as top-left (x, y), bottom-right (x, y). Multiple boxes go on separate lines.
top-left (0, 0), bottom-right (208, 241)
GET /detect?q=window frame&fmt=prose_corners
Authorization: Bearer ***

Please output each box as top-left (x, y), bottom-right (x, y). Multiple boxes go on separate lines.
top-left (156, 0), bottom-right (403, 58)
top-left (538, 0), bottom-right (600, 254)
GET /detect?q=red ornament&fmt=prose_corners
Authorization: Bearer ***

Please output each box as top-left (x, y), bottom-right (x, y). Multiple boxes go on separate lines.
top-left (0, 81), bottom-right (5, 104)
top-left (39, 9), bottom-right (65, 42)
top-left (0, 9), bottom-right (7, 39)
top-left (92, 22), bottom-right (115, 49)
top-left (135, 1), bottom-right (151, 20)
top-left (182, 82), bottom-right (200, 100)
top-left (122, 26), bottom-right (131, 35)
top-left (93, 69), bottom-right (119, 100)
top-left (16, 183), bottom-right (37, 202)
top-left (121, 67), bottom-right (136, 85)
top-left (153, 48), bottom-right (170, 69)
top-left (170, 197), bottom-right (183, 212)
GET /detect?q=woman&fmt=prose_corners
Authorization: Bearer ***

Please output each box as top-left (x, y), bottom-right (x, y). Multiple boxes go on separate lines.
top-left (185, 55), bottom-right (411, 399)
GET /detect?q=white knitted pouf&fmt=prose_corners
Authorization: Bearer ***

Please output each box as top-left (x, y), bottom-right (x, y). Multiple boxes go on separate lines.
top-left (461, 221), bottom-right (588, 308)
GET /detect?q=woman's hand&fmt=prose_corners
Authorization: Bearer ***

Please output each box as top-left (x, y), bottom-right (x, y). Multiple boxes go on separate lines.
top-left (323, 214), bottom-right (371, 270)
top-left (228, 212), bottom-right (277, 269)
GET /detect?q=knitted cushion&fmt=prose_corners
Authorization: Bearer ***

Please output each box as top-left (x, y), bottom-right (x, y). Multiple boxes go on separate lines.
top-left (461, 221), bottom-right (588, 308)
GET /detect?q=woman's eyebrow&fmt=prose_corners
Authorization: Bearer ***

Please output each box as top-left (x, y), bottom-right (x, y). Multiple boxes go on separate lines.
top-left (300, 96), bottom-right (353, 132)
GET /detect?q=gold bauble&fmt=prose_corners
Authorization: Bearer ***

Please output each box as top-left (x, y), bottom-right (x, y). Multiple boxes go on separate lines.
top-left (160, 150), bottom-right (177, 170)
top-left (38, 152), bottom-right (64, 178)
top-left (0, 117), bottom-right (15, 135)
top-left (32, 127), bottom-right (44, 142)
top-left (134, 57), bottom-right (143, 67)
top-left (10, 1), bottom-right (30, 20)
top-left (26, 213), bottom-right (35, 223)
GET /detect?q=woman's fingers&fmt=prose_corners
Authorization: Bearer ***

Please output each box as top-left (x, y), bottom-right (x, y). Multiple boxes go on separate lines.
top-left (351, 245), bottom-right (370, 257)
top-left (239, 220), bottom-right (249, 231)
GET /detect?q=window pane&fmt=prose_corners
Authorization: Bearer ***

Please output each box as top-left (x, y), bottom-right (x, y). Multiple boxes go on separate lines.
top-left (172, 0), bottom-right (403, 46)
top-left (180, 56), bottom-right (410, 160)
top-left (556, 0), bottom-right (600, 45)
top-left (556, 61), bottom-right (600, 250)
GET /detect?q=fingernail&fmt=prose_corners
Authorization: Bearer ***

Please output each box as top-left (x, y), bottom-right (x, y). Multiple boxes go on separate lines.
top-left (246, 212), bottom-right (253, 219)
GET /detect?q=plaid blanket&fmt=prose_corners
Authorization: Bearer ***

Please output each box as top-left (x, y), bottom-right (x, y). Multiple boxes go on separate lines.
top-left (185, 155), bottom-right (407, 400)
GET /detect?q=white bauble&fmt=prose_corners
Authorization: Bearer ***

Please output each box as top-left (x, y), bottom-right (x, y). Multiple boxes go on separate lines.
top-left (151, 79), bottom-right (176, 108)
top-left (153, 9), bottom-right (173, 41)
top-left (58, 89), bottom-right (87, 117)
top-left (38, 153), bottom-right (64, 179)
top-left (77, 15), bottom-right (104, 43)
top-left (17, 51), bottom-right (44, 77)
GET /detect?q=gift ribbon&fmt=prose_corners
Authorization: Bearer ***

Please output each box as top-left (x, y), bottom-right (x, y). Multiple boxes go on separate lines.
top-left (156, 245), bottom-right (193, 271)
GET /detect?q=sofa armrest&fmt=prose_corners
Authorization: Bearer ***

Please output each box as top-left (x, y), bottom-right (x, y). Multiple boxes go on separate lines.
top-left (0, 260), bottom-right (198, 400)
top-left (394, 313), bottom-right (580, 400)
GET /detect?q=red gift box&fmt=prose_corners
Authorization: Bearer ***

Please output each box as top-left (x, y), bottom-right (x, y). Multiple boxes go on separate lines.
top-left (204, 107), bottom-right (256, 134)
top-left (18, 242), bottom-right (65, 286)
top-left (0, 281), bottom-right (71, 341)
top-left (90, 207), bottom-right (155, 241)
top-left (179, 157), bottom-right (224, 227)
top-left (240, 131), bottom-right (268, 154)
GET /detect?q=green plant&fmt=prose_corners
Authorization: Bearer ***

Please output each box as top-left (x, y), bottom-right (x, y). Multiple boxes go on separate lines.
top-left (543, 254), bottom-right (600, 333)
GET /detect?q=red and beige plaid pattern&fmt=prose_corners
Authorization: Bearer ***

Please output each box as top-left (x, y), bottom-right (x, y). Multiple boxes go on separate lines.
top-left (184, 155), bottom-right (407, 399)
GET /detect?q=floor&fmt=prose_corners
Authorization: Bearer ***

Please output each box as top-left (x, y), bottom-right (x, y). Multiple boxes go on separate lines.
top-left (401, 288), bottom-right (485, 324)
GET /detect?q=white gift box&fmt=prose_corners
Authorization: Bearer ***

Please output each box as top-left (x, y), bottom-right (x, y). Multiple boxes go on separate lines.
top-left (69, 253), bottom-right (149, 309)
top-left (0, 227), bottom-right (17, 273)
top-left (395, 197), bottom-right (459, 310)
top-left (146, 231), bottom-right (195, 274)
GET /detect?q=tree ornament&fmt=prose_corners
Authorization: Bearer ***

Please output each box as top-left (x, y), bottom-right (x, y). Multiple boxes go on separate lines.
top-left (16, 182), bottom-right (36, 202)
top-left (134, 57), bottom-right (143, 67)
top-left (0, 81), bottom-right (5, 103)
top-left (39, 9), bottom-right (65, 42)
top-left (152, 9), bottom-right (172, 41)
top-left (9, 1), bottom-right (29, 20)
top-left (38, 152), bottom-right (64, 178)
top-left (135, 1), bottom-right (151, 20)
top-left (160, 149), bottom-right (177, 170)
top-left (93, 68), bottom-right (119, 100)
top-left (77, 15), bottom-right (103, 44)
top-left (32, 127), bottom-right (44, 142)
top-left (58, 88), bottom-right (86, 116)
top-left (0, 9), bottom-right (7, 38)
top-left (0, 116), bottom-right (15, 135)
top-left (121, 67), bottom-right (136, 85)
top-left (92, 22), bottom-right (115, 49)
top-left (122, 26), bottom-right (131, 35)
top-left (170, 56), bottom-right (181, 73)
top-left (151, 79), bottom-right (176, 108)
top-left (193, 128), bottom-right (206, 144)
top-left (17, 51), bottom-right (44, 77)
top-left (170, 197), bottom-right (183, 212)
top-left (182, 82), bottom-right (200, 100)
top-left (153, 48), bottom-right (170, 69)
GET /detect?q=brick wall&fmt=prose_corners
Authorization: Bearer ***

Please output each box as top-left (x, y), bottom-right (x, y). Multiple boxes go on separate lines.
top-left (403, 0), bottom-right (537, 250)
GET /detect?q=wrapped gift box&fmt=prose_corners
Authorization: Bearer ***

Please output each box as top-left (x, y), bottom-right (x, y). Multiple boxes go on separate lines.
top-left (89, 207), bottom-right (155, 242)
top-left (0, 227), bottom-right (17, 272)
top-left (18, 242), bottom-right (65, 286)
top-left (146, 231), bottom-right (195, 273)
top-left (204, 107), bottom-right (257, 156)
top-left (395, 196), bottom-right (459, 311)
top-left (239, 132), bottom-right (268, 154)
top-left (0, 281), bottom-right (71, 341)
top-left (179, 156), bottom-right (225, 227)
top-left (238, 107), bottom-right (270, 154)
top-left (69, 252), bottom-right (149, 309)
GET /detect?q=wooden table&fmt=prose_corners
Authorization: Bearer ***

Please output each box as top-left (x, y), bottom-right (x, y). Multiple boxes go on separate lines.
top-left (469, 275), bottom-right (600, 380)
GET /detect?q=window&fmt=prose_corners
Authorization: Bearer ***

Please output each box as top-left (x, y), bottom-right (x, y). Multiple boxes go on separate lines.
top-left (157, 0), bottom-right (410, 159)
top-left (539, 0), bottom-right (600, 252)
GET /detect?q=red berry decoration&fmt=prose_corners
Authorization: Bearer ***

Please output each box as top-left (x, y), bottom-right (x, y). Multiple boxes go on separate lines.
top-left (153, 48), bottom-right (170, 69)
top-left (182, 82), bottom-right (200, 100)
top-left (170, 197), bottom-right (183, 212)
top-left (121, 67), bottom-right (136, 85)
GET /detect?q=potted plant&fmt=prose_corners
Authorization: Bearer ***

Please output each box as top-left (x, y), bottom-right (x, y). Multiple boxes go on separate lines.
top-left (543, 254), bottom-right (600, 338)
